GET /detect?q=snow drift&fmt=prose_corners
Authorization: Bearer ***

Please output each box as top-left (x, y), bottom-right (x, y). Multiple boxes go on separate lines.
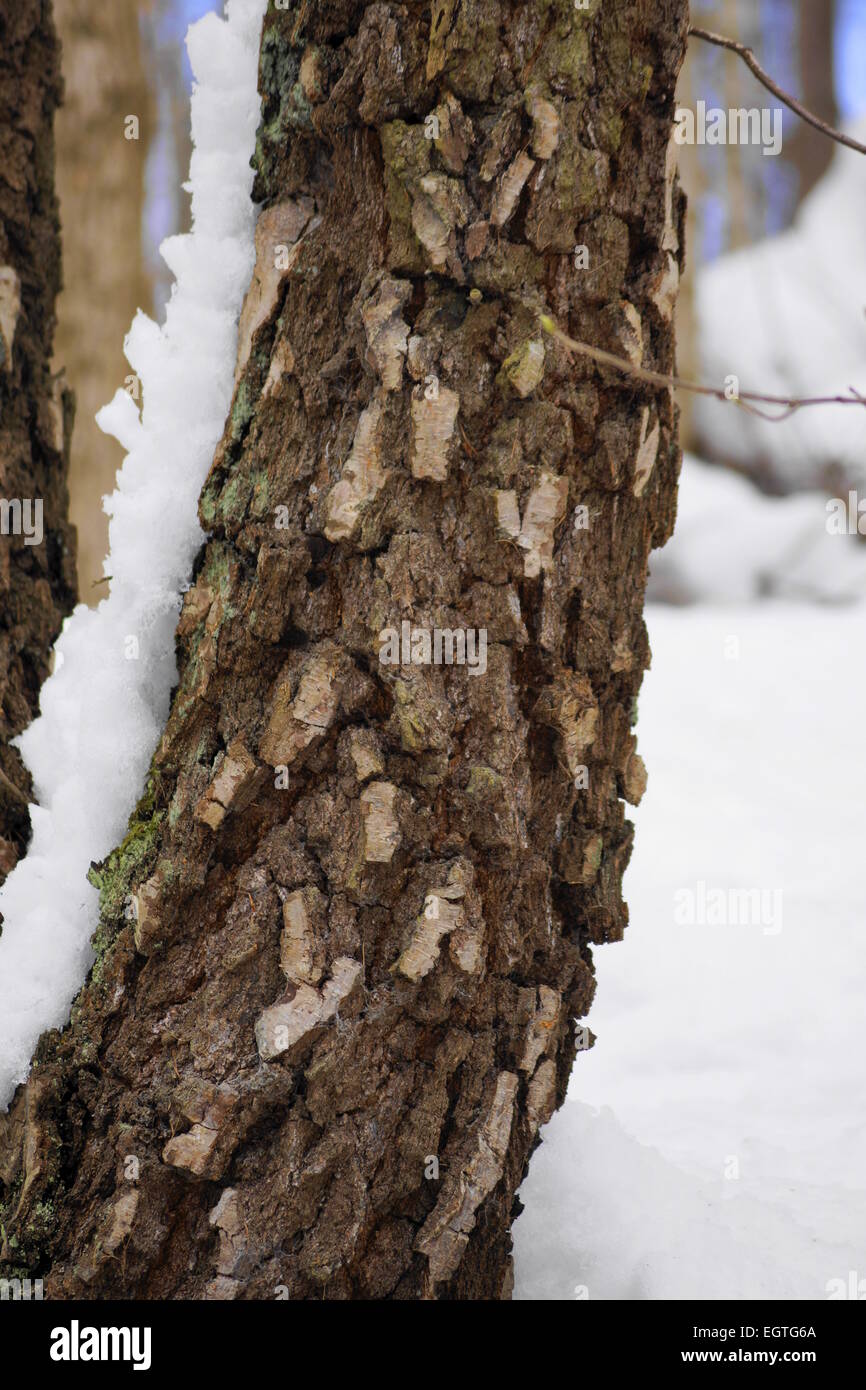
top-left (649, 454), bottom-right (866, 604)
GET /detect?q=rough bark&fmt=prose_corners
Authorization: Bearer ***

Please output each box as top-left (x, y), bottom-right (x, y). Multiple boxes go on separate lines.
top-left (0, 0), bottom-right (687, 1299)
top-left (0, 0), bottom-right (77, 886)
top-left (53, 0), bottom-right (152, 598)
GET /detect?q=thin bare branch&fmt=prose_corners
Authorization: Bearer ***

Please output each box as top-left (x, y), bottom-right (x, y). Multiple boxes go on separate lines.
top-left (688, 26), bottom-right (866, 157)
top-left (538, 315), bottom-right (866, 423)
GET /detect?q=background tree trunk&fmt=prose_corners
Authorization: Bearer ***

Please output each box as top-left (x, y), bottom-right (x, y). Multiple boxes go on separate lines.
top-left (0, 0), bottom-right (76, 886)
top-left (0, 0), bottom-right (687, 1299)
top-left (787, 0), bottom-right (837, 207)
top-left (139, 0), bottom-right (195, 315)
top-left (52, 0), bottom-right (152, 600)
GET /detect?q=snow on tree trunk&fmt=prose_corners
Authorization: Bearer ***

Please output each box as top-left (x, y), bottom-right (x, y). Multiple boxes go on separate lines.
top-left (0, 0), bottom-right (687, 1299)
top-left (0, 0), bottom-right (265, 1103)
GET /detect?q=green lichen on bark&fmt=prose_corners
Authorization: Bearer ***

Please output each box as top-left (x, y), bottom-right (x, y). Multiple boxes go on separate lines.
top-left (87, 783), bottom-right (165, 948)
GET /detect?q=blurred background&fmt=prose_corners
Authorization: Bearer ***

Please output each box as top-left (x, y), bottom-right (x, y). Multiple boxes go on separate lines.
top-left (53, 0), bottom-right (210, 596)
top-left (663, 0), bottom-right (866, 607)
top-left (50, 1), bottom-right (866, 1299)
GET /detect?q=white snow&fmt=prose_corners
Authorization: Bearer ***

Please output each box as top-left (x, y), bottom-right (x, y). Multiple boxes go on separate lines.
top-left (0, 0), bottom-right (267, 1109)
top-left (648, 453), bottom-right (866, 604)
top-left (514, 603), bottom-right (866, 1299)
top-left (692, 122), bottom-right (866, 492)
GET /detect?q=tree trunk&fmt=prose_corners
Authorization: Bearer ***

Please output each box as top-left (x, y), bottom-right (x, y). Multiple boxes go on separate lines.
top-left (787, 0), bottom-right (836, 206)
top-left (0, 0), bottom-right (687, 1300)
top-left (52, 0), bottom-right (153, 600)
top-left (0, 0), bottom-right (76, 886)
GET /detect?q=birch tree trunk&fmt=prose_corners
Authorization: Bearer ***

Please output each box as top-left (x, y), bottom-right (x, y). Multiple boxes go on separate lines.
top-left (0, 0), bottom-right (687, 1300)
top-left (0, 0), bottom-right (76, 886)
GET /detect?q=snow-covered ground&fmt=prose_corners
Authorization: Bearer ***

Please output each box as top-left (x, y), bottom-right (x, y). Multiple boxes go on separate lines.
top-left (514, 602), bottom-right (866, 1300)
top-left (649, 454), bottom-right (866, 605)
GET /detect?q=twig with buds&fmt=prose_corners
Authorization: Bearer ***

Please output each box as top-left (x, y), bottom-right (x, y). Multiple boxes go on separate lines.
top-left (539, 315), bottom-right (866, 423)
top-left (689, 26), bottom-right (866, 157)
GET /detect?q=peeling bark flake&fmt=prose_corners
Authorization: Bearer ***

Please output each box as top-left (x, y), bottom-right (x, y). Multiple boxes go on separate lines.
top-left (259, 652), bottom-right (342, 767)
top-left (194, 737), bottom-right (259, 830)
top-left (324, 399), bottom-right (388, 542)
top-left (360, 781), bottom-right (401, 863)
top-left (633, 407), bottom-right (660, 498)
top-left (234, 199), bottom-right (315, 384)
top-left (491, 152), bottom-right (536, 227)
top-left (280, 887), bottom-right (327, 985)
top-left (520, 986), bottom-right (561, 1072)
top-left (0, 266), bottom-right (20, 371)
top-left (416, 1071), bottom-right (519, 1285)
top-left (527, 1058), bottom-right (557, 1134)
top-left (255, 957), bottom-right (363, 1060)
top-left (517, 472), bottom-right (569, 578)
top-left (361, 278), bottom-right (412, 391)
top-left (410, 388), bottom-right (460, 480)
